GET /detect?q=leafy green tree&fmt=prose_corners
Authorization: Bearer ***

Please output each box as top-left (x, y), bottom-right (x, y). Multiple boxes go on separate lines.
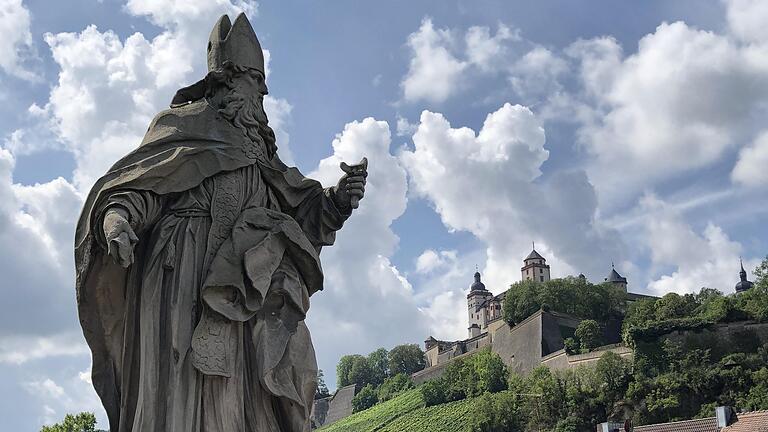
top-left (420, 378), bottom-right (447, 407)
top-left (387, 344), bottom-right (425, 376)
top-left (503, 277), bottom-right (626, 326)
top-left (315, 369), bottom-right (330, 399)
top-left (41, 412), bottom-right (96, 432)
top-left (502, 279), bottom-right (540, 325)
top-left (595, 351), bottom-right (632, 412)
top-left (367, 347), bottom-right (389, 386)
top-left (336, 354), bottom-right (365, 387)
top-left (736, 282), bottom-right (768, 322)
top-left (744, 367), bottom-right (768, 410)
top-left (753, 255), bottom-right (768, 287)
top-left (465, 348), bottom-right (508, 396)
top-left (351, 384), bottom-right (378, 413)
top-left (553, 416), bottom-right (583, 432)
top-left (654, 293), bottom-right (695, 321)
top-left (575, 319), bottom-right (603, 353)
top-left (471, 391), bottom-right (524, 432)
top-left (348, 355), bottom-right (374, 389)
top-left (377, 373), bottom-right (414, 402)
top-left (563, 337), bottom-right (579, 355)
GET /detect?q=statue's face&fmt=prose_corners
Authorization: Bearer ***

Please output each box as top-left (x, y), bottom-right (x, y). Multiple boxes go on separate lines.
top-left (232, 68), bottom-right (268, 100)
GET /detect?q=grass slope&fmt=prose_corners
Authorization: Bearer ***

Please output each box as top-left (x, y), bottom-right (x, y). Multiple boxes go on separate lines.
top-left (318, 389), bottom-right (498, 432)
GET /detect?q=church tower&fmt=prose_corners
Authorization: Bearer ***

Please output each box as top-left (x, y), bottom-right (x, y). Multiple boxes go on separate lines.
top-left (467, 271), bottom-right (492, 338)
top-left (521, 246), bottom-right (550, 283)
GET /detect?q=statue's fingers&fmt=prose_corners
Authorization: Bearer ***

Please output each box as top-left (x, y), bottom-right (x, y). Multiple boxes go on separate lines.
top-left (348, 189), bottom-right (364, 198)
top-left (346, 181), bottom-right (365, 190)
top-left (346, 175), bottom-right (366, 185)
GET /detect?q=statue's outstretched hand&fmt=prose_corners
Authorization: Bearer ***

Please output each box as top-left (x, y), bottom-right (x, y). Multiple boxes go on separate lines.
top-left (335, 157), bottom-right (368, 210)
top-left (103, 207), bottom-right (139, 268)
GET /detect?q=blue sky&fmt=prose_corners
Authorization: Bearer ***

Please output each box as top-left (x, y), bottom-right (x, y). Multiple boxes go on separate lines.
top-left (1, 0), bottom-right (767, 429)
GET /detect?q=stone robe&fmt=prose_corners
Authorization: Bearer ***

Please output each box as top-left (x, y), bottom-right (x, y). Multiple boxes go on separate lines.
top-left (75, 100), bottom-right (349, 432)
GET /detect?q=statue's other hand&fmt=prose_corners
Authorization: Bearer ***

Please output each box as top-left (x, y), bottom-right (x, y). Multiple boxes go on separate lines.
top-left (103, 208), bottom-right (139, 268)
top-left (336, 157), bottom-right (368, 210)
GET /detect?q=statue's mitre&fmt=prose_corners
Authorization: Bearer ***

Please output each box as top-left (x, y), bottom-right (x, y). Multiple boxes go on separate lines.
top-left (207, 13), bottom-right (265, 75)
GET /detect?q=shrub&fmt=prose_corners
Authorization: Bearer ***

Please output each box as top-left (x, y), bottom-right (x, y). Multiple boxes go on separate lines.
top-left (575, 319), bottom-right (602, 353)
top-left (420, 378), bottom-right (448, 407)
top-left (378, 373), bottom-right (414, 402)
top-left (351, 384), bottom-right (379, 413)
top-left (471, 391), bottom-right (523, 432)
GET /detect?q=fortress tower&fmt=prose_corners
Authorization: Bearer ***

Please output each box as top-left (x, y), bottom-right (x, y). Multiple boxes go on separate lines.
top-left (467, 271), bottom-right (492, 338)
top-left (521, 246), bottom-right (550, 283)
top-left (605, 264), bottom-right (628, 293)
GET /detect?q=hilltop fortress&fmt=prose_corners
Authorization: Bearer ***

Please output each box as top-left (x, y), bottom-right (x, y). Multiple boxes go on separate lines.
top-left (414, 247), bottom-right (753, 383)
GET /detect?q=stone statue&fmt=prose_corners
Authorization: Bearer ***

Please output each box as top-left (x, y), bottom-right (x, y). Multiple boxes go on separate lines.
top-left (74, 13), bottom-right (367, 432)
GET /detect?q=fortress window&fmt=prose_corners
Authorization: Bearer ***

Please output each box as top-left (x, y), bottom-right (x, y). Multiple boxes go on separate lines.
top-left (540, 276), bottom-right (544, 282)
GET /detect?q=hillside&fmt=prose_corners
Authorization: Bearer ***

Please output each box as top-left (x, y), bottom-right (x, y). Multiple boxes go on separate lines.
top-left (317, 388), bottom-right (510, 432)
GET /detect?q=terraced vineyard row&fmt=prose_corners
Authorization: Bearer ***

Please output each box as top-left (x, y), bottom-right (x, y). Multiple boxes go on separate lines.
top-left (377, 396), bottom-right (480, 432)
top-left (317, 389), bottom-right (424, 432)
top-left (319, 388), bottom-right (513, 432)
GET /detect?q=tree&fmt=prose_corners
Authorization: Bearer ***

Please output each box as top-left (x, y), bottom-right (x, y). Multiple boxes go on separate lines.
top-left (315, 369), bottom-right (330, 399)
top-left (502, 277), bottom-right (627, 326)
top-left (336, 354), bottom-right (365, 387)
top-left (420, 378), bottom-right (447, 407)
top-left (351, 384), bottom-right (378, 413)
top-left (502, 280), bottom-right (541, 325)
top-left (388, 344), bottom-right (425, 376)
top-left (367, 347), bottom-right (389, 387)
top-left (596, 351), bottom-right (632, 411)
top-left (471, 392), bottom-right (524, 432)
top-left (377, 373), bottom-right (414, 402)
top-left (348, 355), bottom-right (374, 389)
top-left (465, 348), bottom-right (508, 396)
top-left (41, 412), bottom-right (97, 432)
top-left (575, 320), bottom-right (603, 353)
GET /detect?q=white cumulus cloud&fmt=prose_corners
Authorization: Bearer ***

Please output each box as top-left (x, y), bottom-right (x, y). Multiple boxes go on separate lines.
top-left (401, 18), bottom-right (467, 104)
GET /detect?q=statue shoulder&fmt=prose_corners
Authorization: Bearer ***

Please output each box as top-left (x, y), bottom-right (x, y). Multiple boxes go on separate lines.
top-left (141, 100), bottom-right (225, 146)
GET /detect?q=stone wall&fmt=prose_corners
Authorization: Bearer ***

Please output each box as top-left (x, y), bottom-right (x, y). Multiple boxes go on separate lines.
top-left (310, 396), bottom-right (330, 429)
top-left (540, 343), bottom-right (632, 370)
top-left (491, 310), bottom-right (545, 374)
top-left (662, 320), bottom-right (768, 359)
top-left (319, 384), bottom-right (356, 427)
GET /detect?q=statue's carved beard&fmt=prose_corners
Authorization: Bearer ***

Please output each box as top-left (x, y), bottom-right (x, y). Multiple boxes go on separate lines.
top-left (218, 88), bottom-right (278, 159)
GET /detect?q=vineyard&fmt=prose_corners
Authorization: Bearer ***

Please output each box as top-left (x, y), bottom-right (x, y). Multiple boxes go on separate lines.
top-left (318, 388), bottom-right (509, 432)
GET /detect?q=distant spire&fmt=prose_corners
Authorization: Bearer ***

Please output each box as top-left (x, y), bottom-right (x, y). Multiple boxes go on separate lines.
top-left (740, 257), bottom-right (747, 281)
top-left (532, 241), bottom-right (535, 251)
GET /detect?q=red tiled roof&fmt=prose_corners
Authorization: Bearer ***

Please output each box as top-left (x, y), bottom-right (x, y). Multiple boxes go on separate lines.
top-left (633, 417), bottom-right (718, 432)
top-left (722, 410), bottom-right (768, 432)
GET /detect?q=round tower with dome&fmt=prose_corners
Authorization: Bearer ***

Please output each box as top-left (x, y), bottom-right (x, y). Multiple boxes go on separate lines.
top-left (467, 271), bottom-right (492, 338)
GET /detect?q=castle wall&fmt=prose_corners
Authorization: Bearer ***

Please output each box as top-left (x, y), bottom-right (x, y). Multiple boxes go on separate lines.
top-left (310, 396), bottom-right (331, 429)
top-left (540, 344), bottom-right (632, 370)
top-left (491, 310), bottom-right (545, 374)
top-left (321, 384), bottom-right (356, 427)
top-left (661, 320), bottom-right (768, 359)
top-left (425, 345), bottom-right (440, 368)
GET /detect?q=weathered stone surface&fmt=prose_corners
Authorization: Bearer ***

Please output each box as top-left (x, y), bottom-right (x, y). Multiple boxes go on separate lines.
top-left (75, 12), bottom-right (366, 432)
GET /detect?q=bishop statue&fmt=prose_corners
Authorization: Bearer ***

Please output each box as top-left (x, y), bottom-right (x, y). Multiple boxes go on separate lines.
top-left (74, 13), bottom-right (367, 432)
